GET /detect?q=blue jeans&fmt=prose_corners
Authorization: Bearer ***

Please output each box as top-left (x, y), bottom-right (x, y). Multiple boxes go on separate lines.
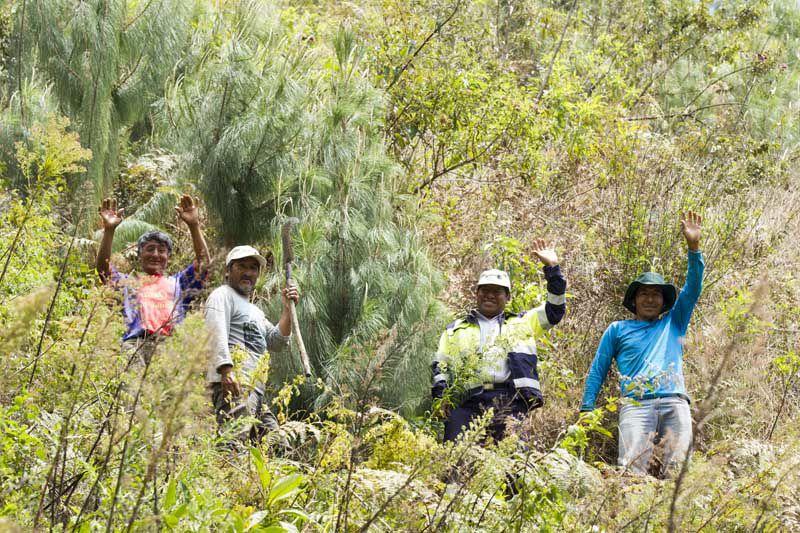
top-left (618, 396), bottom-right (692, 476)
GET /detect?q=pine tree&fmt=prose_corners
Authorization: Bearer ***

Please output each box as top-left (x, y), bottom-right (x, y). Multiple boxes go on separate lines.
top-left (165, 5), bottom-right (444, 412)
top-left (288, 29), bottom-right (444, 411)
top-left (163, 1), bottom-right (308, 247)
top-left (25, 0), bottom-right (193, 206)
top-left (0, 77), bottom-right (59, 188)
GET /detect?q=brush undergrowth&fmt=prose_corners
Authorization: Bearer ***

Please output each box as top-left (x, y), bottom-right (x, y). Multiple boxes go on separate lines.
top-left (3, 1), bottom-right (800, 530)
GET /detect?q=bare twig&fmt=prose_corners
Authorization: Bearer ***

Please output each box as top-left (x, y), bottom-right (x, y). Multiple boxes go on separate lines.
top-left (123, 0), bottom-right (156, 31)
top-left (33, 300), bottom-right (99, 528)
top-left (125, 346), bottom-right (201, 532)
top-left (386, 1), bottom-right (462, 91)
top-left (358, 462), bottom-right (424, 532)
top-left (334, 328), bottom-right (398, 531)
top-left (17, 0), bottom-right (27, 120)
top-left (413, 117), bottom-right (515, 194)
top-left (535, 0), bottom-right (578, 103)
top-left (667, 279), bottom-right (769, 533)
top-left (623, 102), bottom-right (743, 121)
top-left (29, 213), bottom-right (83, 386)
top-left (0, 211), bottom-right (29, 289)
top-left (750, 459), bottom-right (798, 532)
top-left (766, 360), bottom-right (799, 441)
top-left (681, 65), bottom-right (753, 113)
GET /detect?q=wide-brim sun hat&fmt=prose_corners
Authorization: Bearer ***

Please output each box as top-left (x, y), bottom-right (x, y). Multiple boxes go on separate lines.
top-left (225, 245), bottom-right (268, 269)
top-left (623, 272), bottom-right (677, 314)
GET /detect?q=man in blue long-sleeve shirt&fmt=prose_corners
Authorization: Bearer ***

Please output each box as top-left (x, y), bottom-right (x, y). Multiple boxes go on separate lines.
top-left (580, 212), bottom-right (704, 476)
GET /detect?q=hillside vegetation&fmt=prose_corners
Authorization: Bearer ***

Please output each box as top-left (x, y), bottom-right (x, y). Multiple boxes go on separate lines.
top-left (2, 0), bottom-right (800, 530)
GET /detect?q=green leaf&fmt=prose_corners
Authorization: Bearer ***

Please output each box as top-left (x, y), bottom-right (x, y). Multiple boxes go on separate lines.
top-left (260, 523), bottom-right (298, 533)
top-left (211, 508), bottom-right (230, 520)
top-left (250, 446), bottom-right (272, 492)
top-left (173, 503), bottom-right (189, 519)
top-left (232, 512), bottom-right (246, 533)
top-left (278, 508), bottom-right (311, 522)
top-left (267, 474), bottom-right (304, 506)
top-left (244, 509), bottom-right (271, 531)
top-left (164, 478), bottom-right (177, 509)
top-left (278, 521), bottom-right (298, 533)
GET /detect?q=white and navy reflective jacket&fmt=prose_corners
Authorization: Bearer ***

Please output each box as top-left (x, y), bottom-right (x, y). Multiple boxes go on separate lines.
top-left (431, 265), bottom-right (566, 406)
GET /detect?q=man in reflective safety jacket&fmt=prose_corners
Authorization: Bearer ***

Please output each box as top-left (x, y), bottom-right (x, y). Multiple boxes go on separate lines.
top-left (432, 240), bottom-right (566, 443)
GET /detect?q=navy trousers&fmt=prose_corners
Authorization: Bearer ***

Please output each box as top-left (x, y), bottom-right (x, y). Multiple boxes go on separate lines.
top-left (443, 389), bottom-right (528, 443)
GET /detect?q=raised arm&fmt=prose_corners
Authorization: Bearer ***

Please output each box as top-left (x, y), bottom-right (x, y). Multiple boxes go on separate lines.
top-left (175, 195), bottom-right (211, 272)
top-left (673, 211), bottom-right (705, 330)
top-left (96, 198), bottom-right (124, 284)
top-left (531, 239), bottom-right (567, 329)
top-left (277, 283), bottom-right (299, 337)
top-left (263, 283), bottom-right (300, 351)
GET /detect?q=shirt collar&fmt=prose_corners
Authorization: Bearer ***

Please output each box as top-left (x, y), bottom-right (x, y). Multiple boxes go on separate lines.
top-left (466, 309), bottom-right (517, 324)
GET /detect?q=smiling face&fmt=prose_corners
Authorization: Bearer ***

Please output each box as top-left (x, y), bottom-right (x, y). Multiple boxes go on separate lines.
top-left (139, 240), bottom-right (170, 275)
top-left (476, 284), bottom-right (509, 319)
top-left (634, 285), bottom-right (664, 321)
top-left (227, 257), bottom-right (261, 297)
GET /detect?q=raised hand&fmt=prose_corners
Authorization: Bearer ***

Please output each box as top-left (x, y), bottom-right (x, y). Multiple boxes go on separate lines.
top-left (97, 198), bottom-right (124, 282)
top-left (177, 194), bottom-right (211, 271)
top-left (680, 211), bottom-right (702, 251)
top-left (175, 194), bottom-right (201, 227)
top-left (99, 198), bottom-right (124, 230)
top-left (531, 238), bottom-right (558, 267)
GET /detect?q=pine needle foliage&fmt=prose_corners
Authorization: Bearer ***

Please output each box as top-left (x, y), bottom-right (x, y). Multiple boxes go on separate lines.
top-left (164, 0), bottom-right (309, 247)
top-left (290, 29), bottom-right (445, 412)
top-left (0, 76), bottom-right (60, 190)
top-left (164, 5), bottom-right (445, 412)
top-left (25, 0), bottom-right (193, 205)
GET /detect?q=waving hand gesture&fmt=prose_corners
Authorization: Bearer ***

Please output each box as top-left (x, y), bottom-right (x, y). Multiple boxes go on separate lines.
top-left (531, 239), bottom-right (558, 267)
top-left (681, 211), bottom-right (702, 251)
top-left (96, 198), bottom-right (125, 283)
top-left (175, 194), bottom-right (211, 270)
top-left (175, 194), bottom-right (201, 227)
top-left (99, 198), bottom-right (124, 230)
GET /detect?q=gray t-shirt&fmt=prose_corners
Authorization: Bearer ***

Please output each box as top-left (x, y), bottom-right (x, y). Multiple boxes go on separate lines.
top-left (205, 284), bottom-right (290, 393)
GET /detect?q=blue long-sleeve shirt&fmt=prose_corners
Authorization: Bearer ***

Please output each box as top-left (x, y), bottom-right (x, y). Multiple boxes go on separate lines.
top-left (580, 251), bottom-right (705, 411)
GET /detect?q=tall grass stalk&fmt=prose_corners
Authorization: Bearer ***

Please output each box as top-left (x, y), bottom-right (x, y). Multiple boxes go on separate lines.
top-left (668, 279), bottom-right (769, 533)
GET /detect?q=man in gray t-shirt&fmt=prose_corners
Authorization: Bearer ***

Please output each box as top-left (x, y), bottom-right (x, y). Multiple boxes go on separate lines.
top-left (205, 245), bottom-right (299, 440)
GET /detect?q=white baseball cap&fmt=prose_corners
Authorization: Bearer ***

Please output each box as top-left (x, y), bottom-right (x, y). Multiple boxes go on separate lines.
top-left (225, 245), bottom-right (268, 268)
top-left (477, 269), bottom-right (511, 291)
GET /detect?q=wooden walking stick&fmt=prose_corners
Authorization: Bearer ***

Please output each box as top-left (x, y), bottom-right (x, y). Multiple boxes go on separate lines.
top-left (281, 218), bottom-right (312, 377)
